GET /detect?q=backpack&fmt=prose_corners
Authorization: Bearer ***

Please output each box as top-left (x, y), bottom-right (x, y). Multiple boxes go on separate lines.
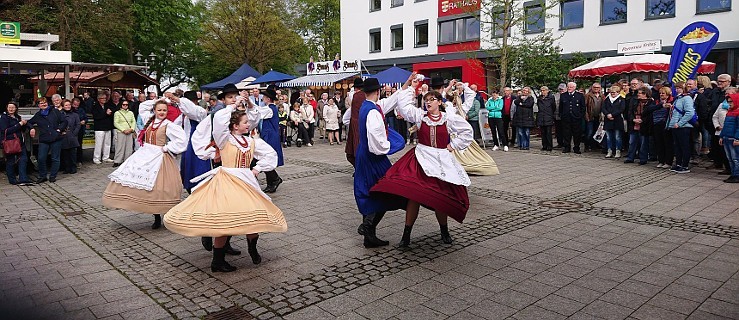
top-left (673, 104), bottom-right (698, 126)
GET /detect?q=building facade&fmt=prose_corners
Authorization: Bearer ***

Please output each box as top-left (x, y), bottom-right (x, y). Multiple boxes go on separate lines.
top-left (340, 0), bottom-right (738, 89)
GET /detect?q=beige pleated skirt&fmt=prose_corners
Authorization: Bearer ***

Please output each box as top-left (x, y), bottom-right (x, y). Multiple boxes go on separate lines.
top-left (102, 155), bottom-right (183, 213)
top-left (164, 170), bottom-right (288, 237)
top-left (453, 142), bottom-right (500, 176)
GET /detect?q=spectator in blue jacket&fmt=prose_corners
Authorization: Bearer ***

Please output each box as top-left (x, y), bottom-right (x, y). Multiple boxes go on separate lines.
top-left (72, 97), bottom-right (87, 168)
top-left (667, 82), bottom-right (695, 174)
top-left (28, 97), bottom-right (68, 183)
top-left (0, 101), bottom-right (32, 185)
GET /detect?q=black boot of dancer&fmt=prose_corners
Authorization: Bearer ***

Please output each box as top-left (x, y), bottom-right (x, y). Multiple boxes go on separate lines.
top-left (440, 224), bottom-right (453, 244)
top-left (399, 225), bottom-right (413, 248)
top-left (224, 236), bottom-right (241, 255)
top-left (211, 247), bottom-right (237, 272)
top-left (247, 236), bottom-right (262, 265)
top-left (358, 212), bottom-right (385, 235)
top-left (363, 214), bottom-right (389, 248)
top-left (201, 237), bottom-right (213, 251)
top-left (151, 214), bottom-right (162, 229)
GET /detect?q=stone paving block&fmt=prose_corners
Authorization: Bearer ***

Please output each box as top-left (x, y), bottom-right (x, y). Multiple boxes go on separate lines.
top-left (395, 305), bottom-right (446, 320)
top-left (490, 288), bottom-right (538, 309)
top-left (696, 298), bottom-right (739, 319)
top-left (88, 296), bottom-right (156, 319)
top-left (283, 305), bottom-right (335, 320)
top-left (118, 304), bottom-right (170, 320)
top-left (647, 293), bottom-right (701, 315)
top-left (533, 293), bottom-right (586, 317)
top-left (598, 289), bottom-right (650, 310)
top-left (316, 295), bottom-right (366, 316)
top-left (31, 286), bottom-right (77, 305)
top-left (354, 299), bottom-right (403, 320)
top-left (513, 304), bottom-right (566, 320)
top-left (581, 300), bottom-right (634, 320)
top-left (466, 299), bottom-right (516, 320)
top-left (555, 284), bottom-right (603, 304)
top-left (572, 275), bottom-right (619, 293)
top-left (472, 275), bottom-right (515, 293)
top-left (408, 279), bottom-right (453, 299)
top-left (631, 304), bottom-right (687, 320)
top-left (513, 279), bottom-right (558, 298)
top-left (381, 289), bottom-right (429, 310)
top-left (344, 284), bottom-right (391, 303)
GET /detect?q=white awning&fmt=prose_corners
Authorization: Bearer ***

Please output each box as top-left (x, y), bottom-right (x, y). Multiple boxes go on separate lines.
top-left (279, 72), bottom-right (358, 87)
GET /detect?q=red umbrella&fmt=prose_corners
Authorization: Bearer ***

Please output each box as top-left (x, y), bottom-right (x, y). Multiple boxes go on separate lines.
top-left (568, 54), bottom-right (716, 78)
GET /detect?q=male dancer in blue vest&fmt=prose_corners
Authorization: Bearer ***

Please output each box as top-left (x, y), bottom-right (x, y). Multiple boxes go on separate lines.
top-left (247, 88), bottom-right (283, 193)
top-left (353, 76), bottom-right (413, 248)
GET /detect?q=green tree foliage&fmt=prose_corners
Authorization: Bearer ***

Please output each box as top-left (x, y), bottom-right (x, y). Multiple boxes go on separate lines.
top-left (197, 0), bottom-right (308, 84)
top-left (508, 32), bottom-right (591, 88)
top-left (293, 0), bottom-right (340, 61)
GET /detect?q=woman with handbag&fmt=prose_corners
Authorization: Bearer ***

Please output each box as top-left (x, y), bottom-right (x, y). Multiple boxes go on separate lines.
top-left (0, 101), bottom-right (32, 185)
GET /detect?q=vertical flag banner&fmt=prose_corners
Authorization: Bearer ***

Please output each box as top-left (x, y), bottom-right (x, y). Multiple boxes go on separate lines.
top-left (668, 21), bottom-right (719, 95)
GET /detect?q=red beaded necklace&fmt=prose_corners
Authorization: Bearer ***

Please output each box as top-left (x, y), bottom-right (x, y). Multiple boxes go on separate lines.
top-left (427, 112), bottom-right (442, 122)
top-left (231, 134), bottom-right (249, 148)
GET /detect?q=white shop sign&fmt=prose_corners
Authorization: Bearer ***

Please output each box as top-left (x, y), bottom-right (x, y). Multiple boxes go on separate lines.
top-left (617, 40), bottom-right (662, 55)
top-left (306, 58), bottom-right (362, 75)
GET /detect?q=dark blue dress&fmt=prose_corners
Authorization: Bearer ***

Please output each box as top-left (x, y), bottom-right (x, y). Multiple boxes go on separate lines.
top-left (181, 119), bottom-right (212, 192)
top-left (260, 104), bottom-right (284, 166)
top-left (354, 101), bottom-right (406, 216)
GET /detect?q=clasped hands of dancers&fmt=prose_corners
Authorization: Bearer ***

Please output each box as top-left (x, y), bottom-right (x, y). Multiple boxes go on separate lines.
top-left (102, 73), bottom-right (496, 272)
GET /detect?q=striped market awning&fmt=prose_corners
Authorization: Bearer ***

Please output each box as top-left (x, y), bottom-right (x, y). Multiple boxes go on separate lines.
top-left (279, 72), bottom-right (358, 88)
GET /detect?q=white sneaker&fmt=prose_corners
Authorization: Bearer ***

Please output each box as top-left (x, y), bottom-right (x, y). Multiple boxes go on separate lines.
top-left (93, 160), bottom-right (102, 165)
top-left (503, 146), bottom-right (509, 152)
top-left (307, 143), bottom-right (313, 147)
top-left (605, 150), bottom-right (613, 158)
top-left (103, 159), bottom-right (114, 163)
top-left (615, 150), bottom-right (621, 158)
top-left (492, 146), bottom-right (499, 151)
top-left (656, 163), bottom-right (664, 168)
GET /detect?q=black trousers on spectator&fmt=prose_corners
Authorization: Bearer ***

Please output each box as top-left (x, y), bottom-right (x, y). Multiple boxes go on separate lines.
top-left (488, 118), bottom-right (506, 147)
top-left (297, 123), bottom-right (311, 143)
top-left (711, 135), bottom-right (729, 169)
top-left (554, 120), bottom-right (563, 146)
top-left (672, 127), bottom-right (691, 168)
top-left (540, 125), bottom-right (553, 150)
top-left (307, 122), bottom-right (315, 143)
top-left (653, 124), bottom-right (673, 165)
top-left (503, 114), bottom-right (515, 145)
top-left (76, 129), bottom-right (85, 163)
top-left (396, 120), bottom-right (408, 141)
top-left (61, 148), bottom-right (77, 173)
top-left (561, 119), bottom-right (582, 152)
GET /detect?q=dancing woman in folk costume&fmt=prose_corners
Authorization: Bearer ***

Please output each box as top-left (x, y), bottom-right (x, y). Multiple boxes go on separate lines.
top-left (164, 105), bottom-right (287, 272)
top-left (102, 100), bottom-right (187, 229)
top-left (371, 76), bottom-right (473, 247)
top-left (447, 83), bottom-right (500, 175)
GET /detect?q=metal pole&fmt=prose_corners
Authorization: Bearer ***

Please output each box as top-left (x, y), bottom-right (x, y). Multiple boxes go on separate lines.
top-left (64, 64), bottom-right (71, 99)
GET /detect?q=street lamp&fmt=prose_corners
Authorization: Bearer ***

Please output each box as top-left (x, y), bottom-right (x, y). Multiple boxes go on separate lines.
top-left (135, 51), bottom-right (157, 68)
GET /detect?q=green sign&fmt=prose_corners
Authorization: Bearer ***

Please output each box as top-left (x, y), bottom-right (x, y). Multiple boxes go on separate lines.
top-left (0, 21), bottom-right (20, 45)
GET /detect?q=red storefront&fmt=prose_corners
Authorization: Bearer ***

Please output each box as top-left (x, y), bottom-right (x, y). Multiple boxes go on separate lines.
top-left (412, 0), bottom-right (486, 90)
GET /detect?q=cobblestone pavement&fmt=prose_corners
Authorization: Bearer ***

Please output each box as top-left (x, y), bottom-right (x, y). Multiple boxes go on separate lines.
top-left (1, 140), bottom-right (738, 320)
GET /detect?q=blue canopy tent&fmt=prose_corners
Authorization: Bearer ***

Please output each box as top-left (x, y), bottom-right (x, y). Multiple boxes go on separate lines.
top-left (250, 70), bottom-right (296, 85)
top-left (201, 63), bottom-right (262, 90)
top-left (373, 66), bottom-right (411, 86)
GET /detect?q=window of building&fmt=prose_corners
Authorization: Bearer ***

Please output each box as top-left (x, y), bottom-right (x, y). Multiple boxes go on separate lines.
top-left (414, 20), bottom-right (428, 47)
top-left (525, 3), bottom-right (545, 34)
top-left (697, 0), bottom-right (732, 13)
top-left (391, 25), bottom-right (403, 50)
top-left (492, 9), bottom-right (506, 37)
top-left (370, 0), bottom-right (381, 12)
top-left (391, 0), bottom-right (403, 7)
top-left (646, 0), bottom-right (675, 19)
top-left (369, 29), bottom-right (381, 52)
top-left (560, 0), bottom-right (584, 29)
top-left (438, 17), bottom-right (480, 44)
top-left (601, 0), bottom-right (627, 24)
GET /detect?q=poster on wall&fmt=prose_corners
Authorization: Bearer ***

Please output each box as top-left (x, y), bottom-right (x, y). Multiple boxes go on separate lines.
top-left (0, 21), bottom-right (20, 45)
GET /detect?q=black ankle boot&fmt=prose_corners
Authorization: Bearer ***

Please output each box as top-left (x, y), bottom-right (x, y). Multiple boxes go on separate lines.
top-left (224, 236), bottom-right (241, 255)
top-left (399, 225), bottom-right (413, 248)
top-left (201, 237), bottom-right (213, 251)
top-left (359, 212), bottom-right (385, 236)
top-left (211, 248), bottom-right (237, 272)
top-left (151, 214), bottom-right (162, 229)
top-left (247, 236), bottom-right (262, 265)
top-left (440, 224), bottom-right (453, 244)
top-left (363, 214), bottom-right (389, 248)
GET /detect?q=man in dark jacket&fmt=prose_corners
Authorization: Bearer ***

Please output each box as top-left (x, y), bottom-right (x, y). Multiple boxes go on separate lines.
top-left (512, 87), bottom-right (535, 150)
top-left (709, 74), bottom-right (732, 170)
top-left (559, 82), bottom-right (586, 153)
top-left (28, 98), bottom-right (68, 183)
top-left (91, 92), bottom-right (115, 164)
top-left (537, 86), bottom-right (556, 151)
